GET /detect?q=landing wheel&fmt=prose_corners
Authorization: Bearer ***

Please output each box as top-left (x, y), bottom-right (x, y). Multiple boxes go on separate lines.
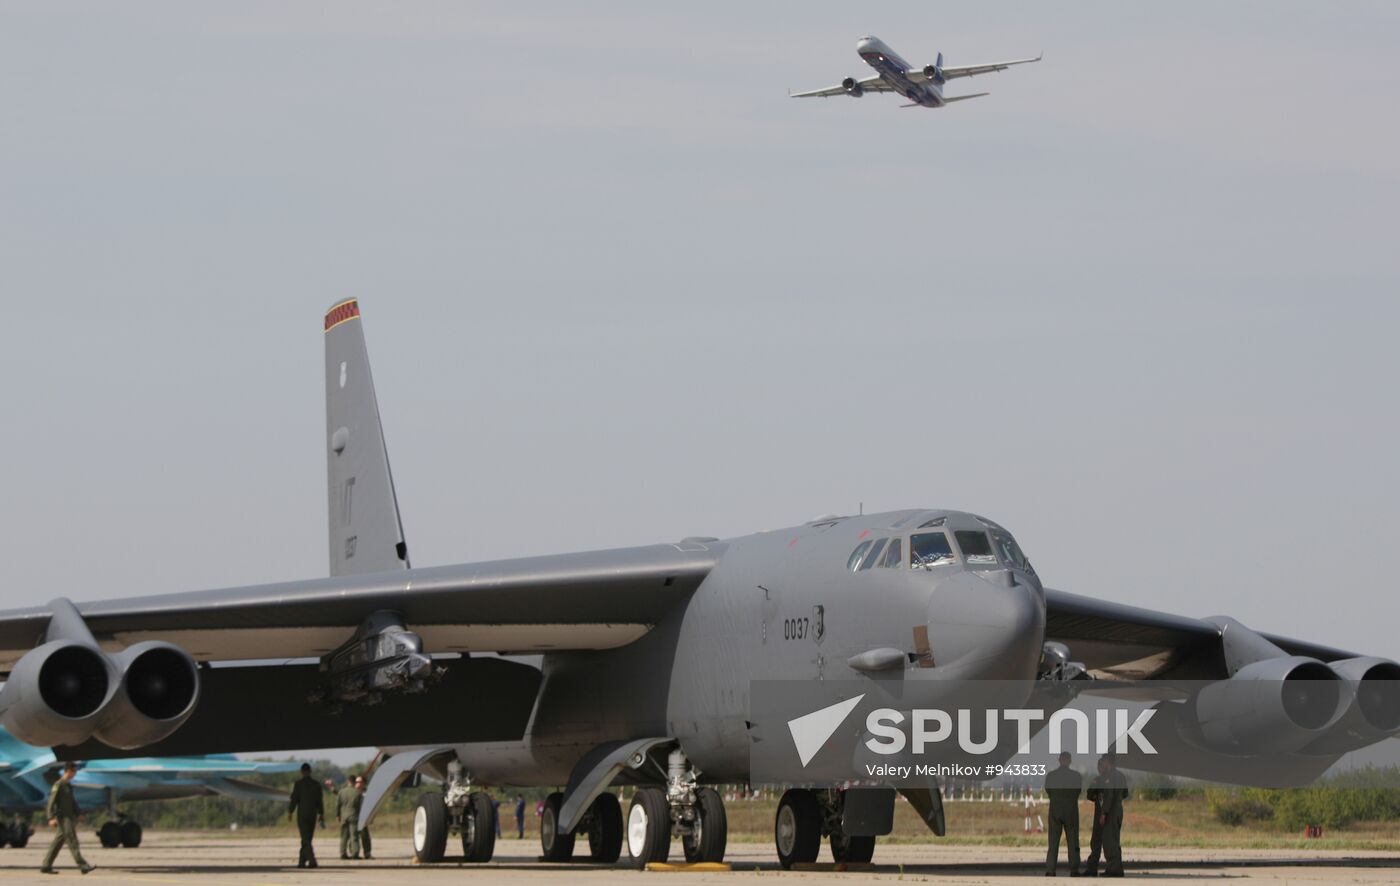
top-left (830, 832), bottom-right (875, 864)
top-left (8, 826), bottom-right (27, 849)
top-left (586, 792), bottom-right (622, 863)
top-left (412, 792), bottom-right (448, 863)
top-left (0, 821), bottom-right (9, 848)
top-left (626, 787), bottom-right (671, 869)
top-left (97, 821), bottom-right (121, 848)
top-left (682, 787), bottom-right (727, 863)
top-left (775, 789), bottom-right (821, 870)
top-left (540, 792), bottom-right (575, 861)
top-left (120, 820), bottom-right (143, 848)
top-left (461, 792), bottom-right (497, 862)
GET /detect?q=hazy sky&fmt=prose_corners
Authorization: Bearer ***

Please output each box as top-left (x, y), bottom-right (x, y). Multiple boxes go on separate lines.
top-left (2, 0), bottom-right (1398, 700)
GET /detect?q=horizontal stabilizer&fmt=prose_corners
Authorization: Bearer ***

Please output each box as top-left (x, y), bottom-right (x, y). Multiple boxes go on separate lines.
top-left (943, 92), bottom-right (990, 103)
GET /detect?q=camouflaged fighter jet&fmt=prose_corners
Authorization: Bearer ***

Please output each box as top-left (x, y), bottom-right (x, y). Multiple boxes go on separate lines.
top-left (0, 300), bottom-right (1396, 870)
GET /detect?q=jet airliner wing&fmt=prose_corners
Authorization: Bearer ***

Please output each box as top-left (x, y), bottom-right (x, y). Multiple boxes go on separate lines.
top-left (940, 54), bottom-right (1043, 79)
top-left (790, 76), bottom-right (892, 98)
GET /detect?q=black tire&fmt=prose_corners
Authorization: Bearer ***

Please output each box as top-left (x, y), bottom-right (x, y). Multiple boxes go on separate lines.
top-left (625, 787), bottom-right (671, 869)
top-left (97, 821), bottom-right (122, 848)
top-left (120, 819), bottom-right (143, 848)
top-left (830, 832), bottom-right (875, 864)
top-left (682, 787), bottom-right (727, 863)
top-left (539, 792), bottom-right (575, 862)
top-left (9, 827), bottom-right (27, 849)
top-left (0, 820), bottom-right (9, 848)
top-left (775, 789), bottom-right (821, 870)
top-left (585, 792), bottom-right (622, 863)
top-left (412, 792), bottom-right (448, 863)
top-left (461, 792), bottom-right (497, 862)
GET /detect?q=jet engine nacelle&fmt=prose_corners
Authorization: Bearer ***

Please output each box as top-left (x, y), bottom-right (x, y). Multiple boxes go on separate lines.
top-left (92, 641), bottom-right (201, 749)
top-left (0, 640), bottom-right (116, 746)
top-left (1299, 656), bottom-right (1400, 755)
top-left (1187, 656), bottom-right (1342, 755)
top-left (922, 64), bottom-right (944, 82)
top-left (842, 77), bottom-right (864, 97)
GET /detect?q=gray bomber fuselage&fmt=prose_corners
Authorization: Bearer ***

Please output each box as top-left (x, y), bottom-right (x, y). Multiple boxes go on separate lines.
top-left (453, 508), bottom-right (1045, 785)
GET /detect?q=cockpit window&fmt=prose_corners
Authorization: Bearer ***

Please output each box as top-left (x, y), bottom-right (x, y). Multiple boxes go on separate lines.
top-left (879, 537), bottom-right (903, 568)
top-left (992, 532), bottom-right (1035, 574)
top-left (846, 540), bottom-right (872, 571)
top-left (910, 532), bottom-right (955, 569)
top-left (859, 538), bottom-right (887, 571)
top-left (955, 530), bottom-right (997, 565)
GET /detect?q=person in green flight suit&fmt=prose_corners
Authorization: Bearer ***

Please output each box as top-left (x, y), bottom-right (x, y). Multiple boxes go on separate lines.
top-left (1080, 757), bottom-right (1109, 876)
top-left (40, 761), bottom-right (94, 875)
top-left (355, 776), bottom-right (373, 859)
top-left (337, 775), bottom-right (363, 859)
top-left (288, 762), bottom-right (325, 868)
top-left (1097, 752), bottom-right (1129, 877)
top-left (1043, 751), bottom-right (1082, 876)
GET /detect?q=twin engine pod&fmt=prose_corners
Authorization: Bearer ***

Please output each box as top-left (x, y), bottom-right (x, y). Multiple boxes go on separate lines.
top-left (0, 638), bottom-right (200, 750)
top-left (1184, 654), bottom-right (1400, 757)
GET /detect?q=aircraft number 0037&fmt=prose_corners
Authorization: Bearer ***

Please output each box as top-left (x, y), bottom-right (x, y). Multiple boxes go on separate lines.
top-left (783, 616), bottom-right (811, 640)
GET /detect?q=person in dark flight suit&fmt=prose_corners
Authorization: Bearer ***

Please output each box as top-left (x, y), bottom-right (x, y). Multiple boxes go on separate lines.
top-left (1098, 753), bottom-right (1129, 877)
top-left (1043, 752), bottom-right (1082, 876)
top-left (288, 763), bottom-right (325, 868)
top-left (1080, 757), bottom-right (1109, 876)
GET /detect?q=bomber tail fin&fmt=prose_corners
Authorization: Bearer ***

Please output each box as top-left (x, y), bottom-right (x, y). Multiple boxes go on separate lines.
top-left (324, 299), bottom-right (409, 576)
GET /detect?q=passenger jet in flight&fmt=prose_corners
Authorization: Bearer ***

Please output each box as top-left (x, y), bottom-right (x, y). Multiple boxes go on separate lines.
top-left (791, 36), bottom-right (1041, 108)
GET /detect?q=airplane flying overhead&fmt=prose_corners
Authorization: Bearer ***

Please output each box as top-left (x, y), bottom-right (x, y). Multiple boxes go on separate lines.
top-left (0, 300), bottom-right (1395, 871)
top-left (0, 726), bottom-right (295, 849)
top-left (790, 36), bottom-right (1041, 108)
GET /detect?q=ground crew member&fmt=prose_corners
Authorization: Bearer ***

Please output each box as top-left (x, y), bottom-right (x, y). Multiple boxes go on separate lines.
top-left (356, 776), bottom-right (372, 859)
top-left (515, 794), bottom-right (526, 838)
top-left (288, 762), bottom-right (325, 868)
top-left (1098, 753), bottom-right (1128, 877)
top-left (40, 761), bottom-right (93, 876)
top-left (337, 775), bottom-right (362, 859)
top-left (1044, 751), bottom-right (1082, 876)
top-left (1081, 757), bottom-right (1109, 876)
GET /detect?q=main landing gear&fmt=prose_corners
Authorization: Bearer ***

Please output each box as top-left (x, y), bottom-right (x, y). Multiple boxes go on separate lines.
top-left (411, 762), bottom-right (497, 863)
top-left (539, 791), bottom-right (623, 863)
top-left (775, 788), bottom-right (877, 869)
top-left (96, 817), bottom-right (142, 848)
top-left (625, 749), bottom-right (727, 869)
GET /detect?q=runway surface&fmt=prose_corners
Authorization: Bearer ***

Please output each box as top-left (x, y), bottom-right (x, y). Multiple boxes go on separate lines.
top-left (2, 831), bottom-right (1397, 884)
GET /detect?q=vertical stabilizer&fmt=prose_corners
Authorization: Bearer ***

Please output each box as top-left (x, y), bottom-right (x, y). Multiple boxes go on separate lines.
top-left (324, 299), bottom-right (409, 576)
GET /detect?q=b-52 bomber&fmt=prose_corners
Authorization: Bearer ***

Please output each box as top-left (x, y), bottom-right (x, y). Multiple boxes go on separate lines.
top-left (0, 300), bottom-right (1395, 869)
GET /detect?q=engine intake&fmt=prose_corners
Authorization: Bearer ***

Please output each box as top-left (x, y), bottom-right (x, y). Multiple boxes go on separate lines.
top-left (1300, 657), bottom-right (1400, 755)
top-left (842, 77), bottom-right (864, 97)
top-left (0, 640), bottom-right (115, 746)
top-left (93, 641), bottom-right (201, 749)
top-left (1188, 656), bottom-right (1341, 755)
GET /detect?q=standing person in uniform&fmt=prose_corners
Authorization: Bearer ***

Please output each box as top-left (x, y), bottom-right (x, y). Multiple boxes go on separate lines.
top-left (288, 763), bottom-right (325, 868)
top-left (1080, 757), bottom-right (1109, 876)
top-left (1043, 752), bottom-right (1082, 876)
top-left (336, 775), bottom-right (362, 859)
top-left (40, 761), bottom-right (93, 876)
top-left (1097, 753), bottom-right (1128, 877)
top-left (355, 777), bottom-right (372, 859)
top-left (514, 794), bottom-right (526, 839)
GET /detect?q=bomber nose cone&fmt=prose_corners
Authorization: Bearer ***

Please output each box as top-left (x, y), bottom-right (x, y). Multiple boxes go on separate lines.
top-left (926, 572), bottom-right (1046, 680)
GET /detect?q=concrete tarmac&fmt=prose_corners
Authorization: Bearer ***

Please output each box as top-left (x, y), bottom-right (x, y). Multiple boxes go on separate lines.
top-left (2, 831), bottom-right (1397, 884)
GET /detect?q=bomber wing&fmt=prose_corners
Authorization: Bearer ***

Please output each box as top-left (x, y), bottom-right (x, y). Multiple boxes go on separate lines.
top-left (1044, 587), bottom-right (1361, 680)
top-left (0, 542), bottom-right (720, 669)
